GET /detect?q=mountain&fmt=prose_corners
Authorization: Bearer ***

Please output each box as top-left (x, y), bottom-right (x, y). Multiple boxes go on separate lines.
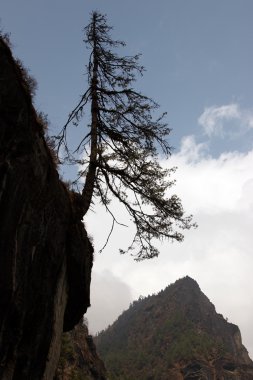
top-left (95, 276), bottom-right (253, 380)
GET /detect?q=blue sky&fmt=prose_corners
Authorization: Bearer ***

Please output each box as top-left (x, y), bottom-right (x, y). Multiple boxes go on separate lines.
top-left (2, 1), bottom-right (253, 154)
top-left (2, 1), bottom-right (253, 357)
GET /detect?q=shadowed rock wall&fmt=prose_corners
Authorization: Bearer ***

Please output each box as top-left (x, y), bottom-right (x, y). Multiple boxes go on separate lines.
top-left (0, 37), bottom-right (93, 379)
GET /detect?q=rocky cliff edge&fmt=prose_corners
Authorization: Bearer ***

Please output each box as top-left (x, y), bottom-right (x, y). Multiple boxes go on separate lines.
top-left (0, 35), bottom-right (93, 379)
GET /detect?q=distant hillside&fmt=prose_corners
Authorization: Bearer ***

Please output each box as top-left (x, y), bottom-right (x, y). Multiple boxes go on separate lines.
top-left (95, 276), bottom-right (253, 380)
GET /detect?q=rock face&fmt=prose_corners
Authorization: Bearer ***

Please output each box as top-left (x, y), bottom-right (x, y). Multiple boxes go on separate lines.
top-left (55, 320), bottom-right (107, 380)
top-left (0, 36), bottom-right (93, 379)
top-left (95, 276), bottom-right (253, 380)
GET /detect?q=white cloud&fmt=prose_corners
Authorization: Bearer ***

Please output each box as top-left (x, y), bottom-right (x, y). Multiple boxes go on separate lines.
top-left (167, 136), bottom-right (253, 214)
top-left (176, 135), bottom-right (209, 163)
top-left (198, 103), bottom-right (253, 138)
top-left (85, 136), bottom-right (253, 358)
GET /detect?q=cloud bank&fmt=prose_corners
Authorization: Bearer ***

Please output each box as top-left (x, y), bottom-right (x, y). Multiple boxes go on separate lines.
top-left (86, 270), bottom-right (132, 333)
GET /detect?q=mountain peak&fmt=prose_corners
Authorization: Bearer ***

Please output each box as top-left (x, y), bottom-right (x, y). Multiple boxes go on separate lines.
top-left (168, 275), bottom-right (200, 291)
top-left (176, 275), bottom-right (198, 283)
top-left (95, 277), bottom-right (253, 379)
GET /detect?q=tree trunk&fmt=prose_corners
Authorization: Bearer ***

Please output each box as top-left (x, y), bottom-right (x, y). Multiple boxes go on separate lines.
top-left (81, 15), bottom-right (99, 216)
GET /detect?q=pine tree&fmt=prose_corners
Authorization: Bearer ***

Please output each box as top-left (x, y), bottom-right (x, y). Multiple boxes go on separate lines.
top-left (56, 11), bottom-right (195, 260)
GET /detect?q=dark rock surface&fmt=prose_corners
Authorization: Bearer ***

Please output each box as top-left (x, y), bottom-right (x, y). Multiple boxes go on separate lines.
top-left (0, 36), bottom-right (93, 379)
top-left (95, 276), bottom-right (253, 379)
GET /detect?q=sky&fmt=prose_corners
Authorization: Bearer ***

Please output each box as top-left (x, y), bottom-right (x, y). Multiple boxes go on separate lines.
top-left (2, 0), bottom-right (253, 358)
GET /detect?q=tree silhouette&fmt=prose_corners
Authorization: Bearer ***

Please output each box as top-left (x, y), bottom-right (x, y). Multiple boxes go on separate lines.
top-left (56, 11), bottom-right (195, 260)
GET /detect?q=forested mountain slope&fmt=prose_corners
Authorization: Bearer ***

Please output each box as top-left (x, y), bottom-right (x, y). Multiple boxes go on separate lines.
top-left (95, 276), bottom-right (253, 380)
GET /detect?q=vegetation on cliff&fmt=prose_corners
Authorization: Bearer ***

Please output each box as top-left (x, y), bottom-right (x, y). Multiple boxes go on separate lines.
top-left (55, 319), bottom-right (106, 380)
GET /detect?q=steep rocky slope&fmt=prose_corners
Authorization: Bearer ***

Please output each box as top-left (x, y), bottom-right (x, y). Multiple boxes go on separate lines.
top-left (55, 320), bottom-right (107, 380)
top-left (0, 35), bottom-right (94, 379)
top-left (95, 276), bottom-right (253, 379)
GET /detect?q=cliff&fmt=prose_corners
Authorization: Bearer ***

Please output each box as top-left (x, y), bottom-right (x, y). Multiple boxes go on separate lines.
top-left (0, 35), bottom-right (93, 379)
top-left (95, 276), bottom-right (253, 379)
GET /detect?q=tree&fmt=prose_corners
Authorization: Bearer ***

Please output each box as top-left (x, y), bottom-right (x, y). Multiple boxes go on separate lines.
top-left (56, 11), bottom-right (195, 260)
